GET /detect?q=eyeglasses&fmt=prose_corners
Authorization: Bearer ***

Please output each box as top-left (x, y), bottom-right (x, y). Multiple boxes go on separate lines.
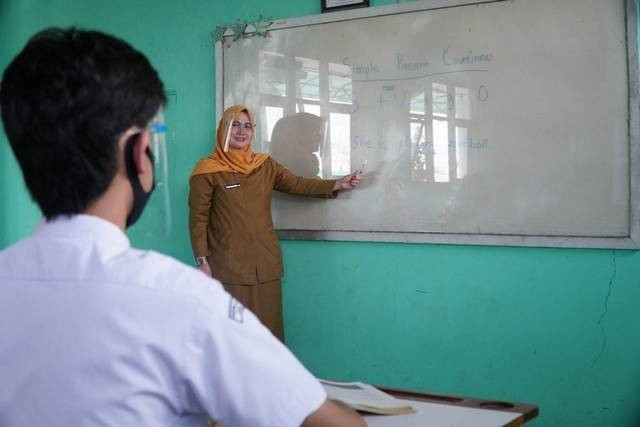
top-left (231, 121), bottom-right (255, 131)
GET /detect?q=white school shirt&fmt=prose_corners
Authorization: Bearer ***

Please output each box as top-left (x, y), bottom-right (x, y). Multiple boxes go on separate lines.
top-left (0, 214), bottom-right (326, 427)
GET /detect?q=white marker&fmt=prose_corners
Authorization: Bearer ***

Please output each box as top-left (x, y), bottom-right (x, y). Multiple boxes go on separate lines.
top-left (223, 117), bottom-right (233, 152)
top-left (357, 159), bottom-right (367, 175)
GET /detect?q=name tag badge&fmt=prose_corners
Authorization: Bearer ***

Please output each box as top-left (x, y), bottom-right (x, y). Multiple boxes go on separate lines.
top-left (225, 183), bottom-right (241, 189)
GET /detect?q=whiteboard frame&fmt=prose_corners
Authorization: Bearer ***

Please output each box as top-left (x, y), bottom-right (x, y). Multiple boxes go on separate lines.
top-left (215, 0), bottom-right (640, 249)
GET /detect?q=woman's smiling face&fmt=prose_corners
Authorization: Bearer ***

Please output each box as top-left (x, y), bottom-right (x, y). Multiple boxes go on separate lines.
top-left (228, 111), bottom-right (254, 149)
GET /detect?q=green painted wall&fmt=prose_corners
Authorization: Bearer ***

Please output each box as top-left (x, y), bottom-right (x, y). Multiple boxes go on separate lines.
top-left (1, 1), bottom-right (639, 425)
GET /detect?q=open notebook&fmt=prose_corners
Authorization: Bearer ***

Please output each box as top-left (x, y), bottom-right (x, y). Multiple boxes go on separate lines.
top-left (319, 379), bottom-right (415, 415)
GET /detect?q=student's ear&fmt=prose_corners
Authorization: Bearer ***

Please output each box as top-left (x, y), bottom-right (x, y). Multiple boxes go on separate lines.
top-left (132, 130), bottom-right (151, 174)
top-left (132, 130), bottom-right (154, 193)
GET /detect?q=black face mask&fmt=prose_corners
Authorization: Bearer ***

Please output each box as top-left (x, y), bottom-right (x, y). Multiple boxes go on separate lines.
top-left (124, 134), bottom-right (155, 228)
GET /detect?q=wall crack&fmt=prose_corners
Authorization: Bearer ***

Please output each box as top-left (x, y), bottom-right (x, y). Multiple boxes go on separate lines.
top-left (592, 249), bottom-right (616, 366)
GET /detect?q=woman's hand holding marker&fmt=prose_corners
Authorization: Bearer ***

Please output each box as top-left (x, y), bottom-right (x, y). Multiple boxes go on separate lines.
top-left (333, 160), bottom-right (366, 191)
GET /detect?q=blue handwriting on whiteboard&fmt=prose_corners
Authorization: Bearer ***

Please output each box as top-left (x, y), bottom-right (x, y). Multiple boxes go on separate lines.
top-left (396, 53), bottom-right (430, 72)
top-left (343, 57), bottom-right (380, 80)
top-left (442, 47), bottom-right (493, 66)
top-left (352, 69), bottom-right (487, 83)
top-left (350, 135), bottom-right (489, 152)
top-left (377, 85), bottom-right (410, 108)
top-left (374, 84), bottom-right (488, 110)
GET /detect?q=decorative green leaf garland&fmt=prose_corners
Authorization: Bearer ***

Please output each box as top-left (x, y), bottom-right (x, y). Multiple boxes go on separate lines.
top-left (213, 15), bottom-right (273, 45)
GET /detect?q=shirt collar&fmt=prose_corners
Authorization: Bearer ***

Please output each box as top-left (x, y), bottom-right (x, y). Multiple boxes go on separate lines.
top-left (35, 214), bottom-right (131, 257)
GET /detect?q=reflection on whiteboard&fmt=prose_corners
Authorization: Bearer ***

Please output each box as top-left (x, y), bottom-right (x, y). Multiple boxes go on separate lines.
top-left (219, 0), bottom-right (636, 246)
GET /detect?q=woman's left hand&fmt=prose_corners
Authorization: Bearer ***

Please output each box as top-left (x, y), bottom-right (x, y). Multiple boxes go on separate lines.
top-left (333, 171), bottom-right (362, 191)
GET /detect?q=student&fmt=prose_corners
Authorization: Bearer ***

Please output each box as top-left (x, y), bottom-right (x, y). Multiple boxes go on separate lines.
top-left (189, 106), bottom-right (361, 341)
top-left (0, 27), bottom-right (365, 427)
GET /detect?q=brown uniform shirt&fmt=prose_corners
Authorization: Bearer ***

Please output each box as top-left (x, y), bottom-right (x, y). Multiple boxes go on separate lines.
top-left (189, 157), bottom-right (337, 285)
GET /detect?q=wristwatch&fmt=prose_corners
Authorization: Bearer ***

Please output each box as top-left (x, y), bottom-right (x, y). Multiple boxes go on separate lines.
top-left (195, 256), bottom-right (208, 266)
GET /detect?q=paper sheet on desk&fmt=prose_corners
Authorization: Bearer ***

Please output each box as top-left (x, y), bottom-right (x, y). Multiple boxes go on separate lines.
top-left (364, 398), bottom-right (521, 427)
top-left (319, 379), bottom-right (414, 415)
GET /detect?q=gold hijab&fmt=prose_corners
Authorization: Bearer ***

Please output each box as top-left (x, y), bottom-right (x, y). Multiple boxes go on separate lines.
top-left (190, 105), bottom-right (270, 177)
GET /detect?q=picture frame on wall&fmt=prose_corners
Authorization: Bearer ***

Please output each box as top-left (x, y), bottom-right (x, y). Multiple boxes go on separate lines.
top-left (321, 0), bottom-right (369, 13)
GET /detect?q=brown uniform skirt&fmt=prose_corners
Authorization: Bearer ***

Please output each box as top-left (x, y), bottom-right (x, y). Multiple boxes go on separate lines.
top-left (222, 278), bottom-right (284, 342)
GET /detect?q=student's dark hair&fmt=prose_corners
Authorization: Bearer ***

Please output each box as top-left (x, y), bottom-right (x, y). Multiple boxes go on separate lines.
top-left (0, 27), bottom-right (166, 218)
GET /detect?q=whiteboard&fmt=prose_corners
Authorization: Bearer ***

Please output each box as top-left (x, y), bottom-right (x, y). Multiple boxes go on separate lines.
top-left (216, 0), bottom-right (640, 248)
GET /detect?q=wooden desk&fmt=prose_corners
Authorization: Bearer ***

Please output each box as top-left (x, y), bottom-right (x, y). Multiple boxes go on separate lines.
top-left (364, 386), bottom-right (538, 427)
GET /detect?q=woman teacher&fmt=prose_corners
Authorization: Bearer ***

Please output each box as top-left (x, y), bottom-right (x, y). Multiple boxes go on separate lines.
top-left (189, 105), bottom-right (361, 341)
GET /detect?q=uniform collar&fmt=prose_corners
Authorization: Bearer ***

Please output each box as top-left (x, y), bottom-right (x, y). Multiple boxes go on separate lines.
top-left (35, 214), bottom-right (131, 257)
